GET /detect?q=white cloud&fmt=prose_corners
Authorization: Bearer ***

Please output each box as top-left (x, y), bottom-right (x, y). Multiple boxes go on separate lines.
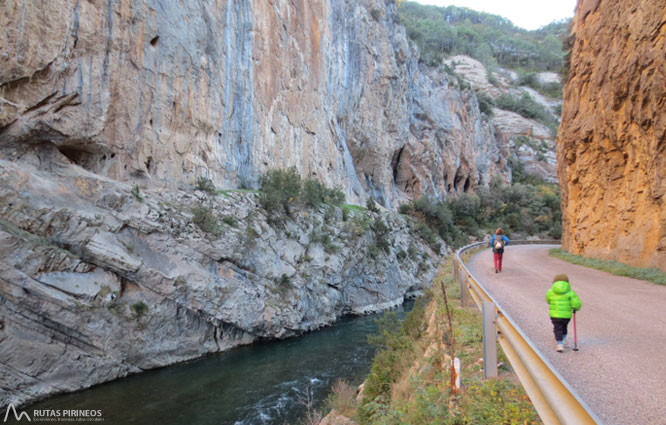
top-left (410, 0), bottom-right (576, 30)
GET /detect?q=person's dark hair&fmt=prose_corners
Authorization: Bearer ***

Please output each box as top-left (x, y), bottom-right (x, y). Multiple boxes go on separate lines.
top-left (495, 228), bottom-right (503, 235)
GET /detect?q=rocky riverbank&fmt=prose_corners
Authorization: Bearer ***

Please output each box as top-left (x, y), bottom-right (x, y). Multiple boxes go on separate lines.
top-left (0, 155), bottom-right (438, 408)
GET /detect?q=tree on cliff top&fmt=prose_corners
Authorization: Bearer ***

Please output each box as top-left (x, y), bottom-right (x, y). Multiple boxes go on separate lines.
top-left (398, 2), bottom-right (568, 72)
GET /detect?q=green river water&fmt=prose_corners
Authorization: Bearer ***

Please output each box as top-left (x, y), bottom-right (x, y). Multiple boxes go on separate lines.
top-left (15, 302), bottom-right (414, 425)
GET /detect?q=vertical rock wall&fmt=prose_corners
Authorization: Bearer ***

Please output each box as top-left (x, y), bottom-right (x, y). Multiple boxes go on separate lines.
top-left (0, 0), bottom-right (508, 207)
top-left (558, 0), bottom-right (666, 270)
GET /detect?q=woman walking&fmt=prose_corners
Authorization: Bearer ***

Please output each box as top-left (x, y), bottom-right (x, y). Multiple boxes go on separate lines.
top-left (490, 228), bottom-right (510, 273)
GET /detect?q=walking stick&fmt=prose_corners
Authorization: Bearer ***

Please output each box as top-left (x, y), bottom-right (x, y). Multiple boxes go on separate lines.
top-left (573, 311), bottom-right (579, 351)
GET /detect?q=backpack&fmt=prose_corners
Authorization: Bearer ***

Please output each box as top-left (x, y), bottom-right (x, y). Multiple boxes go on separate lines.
top-left (493, 236), bottom-right (504, 251)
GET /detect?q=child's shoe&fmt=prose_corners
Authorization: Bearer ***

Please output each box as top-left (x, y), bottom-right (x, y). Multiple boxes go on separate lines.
top-left (556, 342), bottom-right (564, 352)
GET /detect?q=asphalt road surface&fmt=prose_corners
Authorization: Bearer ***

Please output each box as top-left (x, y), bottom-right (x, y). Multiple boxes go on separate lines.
top-left (467, 245), bottom-right (666, 425)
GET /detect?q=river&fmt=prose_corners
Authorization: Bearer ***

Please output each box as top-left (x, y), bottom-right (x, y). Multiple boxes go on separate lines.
top-left (16, 302), bottom-right (414, 425)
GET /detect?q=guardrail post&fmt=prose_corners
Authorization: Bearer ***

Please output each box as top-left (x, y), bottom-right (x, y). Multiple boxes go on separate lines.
top-left (459, 270), bottom-right (469, 307)
top-left (482, 300), bottom-right (498, 378)
top-left (453, 259), bottom-right (459, 282)
top-left (458, 269), bottom-right (469, 307)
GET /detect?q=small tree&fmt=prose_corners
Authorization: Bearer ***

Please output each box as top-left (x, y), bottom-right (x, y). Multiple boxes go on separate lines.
top-left (366, 197), bottom-right (380, 213)
top-left (258, 167), bottom-right (302, 217)
top-left (196, 177), bottom-right (216, 194)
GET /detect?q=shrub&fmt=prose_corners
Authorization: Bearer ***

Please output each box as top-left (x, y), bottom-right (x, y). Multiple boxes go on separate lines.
top-left (495, 92), bottom-right (557, 132)
top-left (372, 218), bottom-right (391, 254)
top-left (131, 185), bottom-right (143, 202)
top-left (326, 380), bottom-right (358, 418)
top-left (302, 178), bottom-right (327, 207)
top-left (324, 187), bottom-right (345, 206)
top-left (259, 168), bottom-right (345, 218)
top-left (476, 90), bottom-right (495, 116)
top-left (310, 228), bottom-right (339, 254)
top-left (342, 207), bottom-right (350, 222)
top-left (196, 177), bottom-right (216, 194)
top-left (366, 197), bottom-right (380, 213)
top-left (359, 303), bottom-right (427, 422)
top-left (130, 301), bottom-right (148, 318)
top-left (401, 173), bottom-right (561, 248)
top-left (221, 215), bottom-right (237, 227)
top-left (258, 167), bottom-right (301, 217)
top-left (191, 204), bottom-right (220, 235)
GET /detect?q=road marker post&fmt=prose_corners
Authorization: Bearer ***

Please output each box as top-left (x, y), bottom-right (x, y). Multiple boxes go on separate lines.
top-left (483, 300), bottom-right (498, 378)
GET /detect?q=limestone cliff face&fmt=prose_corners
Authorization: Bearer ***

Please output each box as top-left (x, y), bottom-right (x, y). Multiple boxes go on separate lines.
top-left (0, 0), bottom-right (508, 207)
top-left (0, 0), bottom-right (506, 408)
top-left (445, 55), bottom-right (560, 183)
top-left (558, 0), bottom-right (666, 270)
top-left (0, 153), bottom-right (437, 408)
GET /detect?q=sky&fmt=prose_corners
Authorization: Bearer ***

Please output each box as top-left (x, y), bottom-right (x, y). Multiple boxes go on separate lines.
top-left (411, 0), bottom-right (577, 31)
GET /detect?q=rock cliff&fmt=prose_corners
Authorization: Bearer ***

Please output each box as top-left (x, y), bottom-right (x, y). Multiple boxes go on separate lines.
top-left (0, 153), bottom-right (437, 408)
top-left (445, 55), bottom-right (560, 183)
top-left (0, 0), bottom-right (508, 207)
top-left (558, 0), bottom-right (666, 271)
top-left (0, 0), bottom-right (510, 408)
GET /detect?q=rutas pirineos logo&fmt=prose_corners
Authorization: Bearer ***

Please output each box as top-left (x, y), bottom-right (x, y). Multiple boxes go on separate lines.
top-left (3, 405), bottom-right (104, 423)
top-left (3, 404), bottom-right (31, 422)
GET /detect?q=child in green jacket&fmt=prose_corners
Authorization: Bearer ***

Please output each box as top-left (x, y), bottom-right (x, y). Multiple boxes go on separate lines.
top-left (546, 274), bottom-right (582, 352)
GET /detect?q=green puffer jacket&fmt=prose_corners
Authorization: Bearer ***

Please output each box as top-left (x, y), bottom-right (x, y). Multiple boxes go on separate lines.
top-left (545, 280), bottom-right (582, 319)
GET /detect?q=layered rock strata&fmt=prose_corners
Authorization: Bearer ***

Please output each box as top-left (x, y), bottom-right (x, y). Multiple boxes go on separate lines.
top-left (0, 0), bottom-right (508, 207)
top-left (0, 152), bottom-right (437, 408)
top-left (0, 0), bottom-right (509, 408)
top-left (445, 55), bottom-right (560, 182)
top-left (558, 0), bottom-right (666, 270)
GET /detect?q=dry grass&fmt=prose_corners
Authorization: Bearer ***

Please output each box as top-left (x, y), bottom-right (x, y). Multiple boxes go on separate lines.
top-left (326, 380), bottom-right (358, 418)
top-left (356, 259), bottom-right (541, 424)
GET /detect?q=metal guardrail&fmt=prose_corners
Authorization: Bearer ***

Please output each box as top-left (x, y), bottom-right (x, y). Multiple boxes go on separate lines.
top-left (454, 240), bottom-right (603, 425)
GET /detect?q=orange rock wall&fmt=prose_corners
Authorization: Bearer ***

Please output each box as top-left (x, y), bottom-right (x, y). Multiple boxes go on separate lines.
top-left (558, 0), bottom-right (666, 271)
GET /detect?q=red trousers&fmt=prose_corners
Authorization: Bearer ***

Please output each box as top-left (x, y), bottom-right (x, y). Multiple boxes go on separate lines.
top-left (493, 252), bottom-right (503, 271)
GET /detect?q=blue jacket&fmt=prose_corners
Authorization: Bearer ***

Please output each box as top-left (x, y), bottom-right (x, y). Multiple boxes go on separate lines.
top-left (490, 234), bottom-right (509, 253)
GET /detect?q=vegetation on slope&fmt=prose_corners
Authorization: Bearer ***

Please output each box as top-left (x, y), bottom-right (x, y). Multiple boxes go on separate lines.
top-left (398, 2), bottom-right (568, 73)
top-left (324, 262), bottom-right (540, 424)
top-left (549, 249), bottom-right (666, 286)
top-left (400, 173), bottom-right (561, 251)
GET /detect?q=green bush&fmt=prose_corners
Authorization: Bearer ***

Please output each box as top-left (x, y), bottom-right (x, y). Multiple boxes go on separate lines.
top-left (310, 228), bottom-right (339, 254)
top-left (372, 218), bottom-right (391, 254)
top-left (495, 92), bottom-right (558, 132)
top-left (366, 197), bottom-right (380, 213)
top-left (196, 177), bottom-right (216, 194)
top-left (302, 178), bottom-right (327, 207)
top-left (258, 167), bottom-right (301, 217)
top-left (259, 168), bottom-right (345, 219)
top-left (359, 303), bottom-right (427, 423)
top-left (191, 204), bottom-right (220, 235)
top-left (476, 90), bottom-right (495, 116)
top-left (402, 175), bottom-right (561, 248)
top-left (130, 301), bottom-right (148, 318)
top-left (131, 185), bottom-right (143, 202)
top-left (398, 2), bottom-right (567, 72)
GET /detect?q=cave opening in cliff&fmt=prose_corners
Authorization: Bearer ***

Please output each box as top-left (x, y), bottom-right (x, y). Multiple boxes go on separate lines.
top-left (453, 167), bottom-right (465, 192)
top-left (391, 146), bottom-right (405, 183)
top-left (150, 36), bottom-right (159, 46)
top-left (145, 156), bottom-right (153, 174)
top-left (56, 144), bottom-right (107, 173)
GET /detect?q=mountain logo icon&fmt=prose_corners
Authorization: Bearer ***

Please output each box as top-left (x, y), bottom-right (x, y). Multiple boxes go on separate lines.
top-left (3, 404), bottom-right (31, 422)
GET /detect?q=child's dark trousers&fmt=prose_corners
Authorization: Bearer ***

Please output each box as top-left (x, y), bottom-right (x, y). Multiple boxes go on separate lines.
top-left (550, 317), bottom-right (570, 342)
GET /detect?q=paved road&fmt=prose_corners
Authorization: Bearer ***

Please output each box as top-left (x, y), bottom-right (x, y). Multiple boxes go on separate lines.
top-left (467, 245), bottom-right (666, 425)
